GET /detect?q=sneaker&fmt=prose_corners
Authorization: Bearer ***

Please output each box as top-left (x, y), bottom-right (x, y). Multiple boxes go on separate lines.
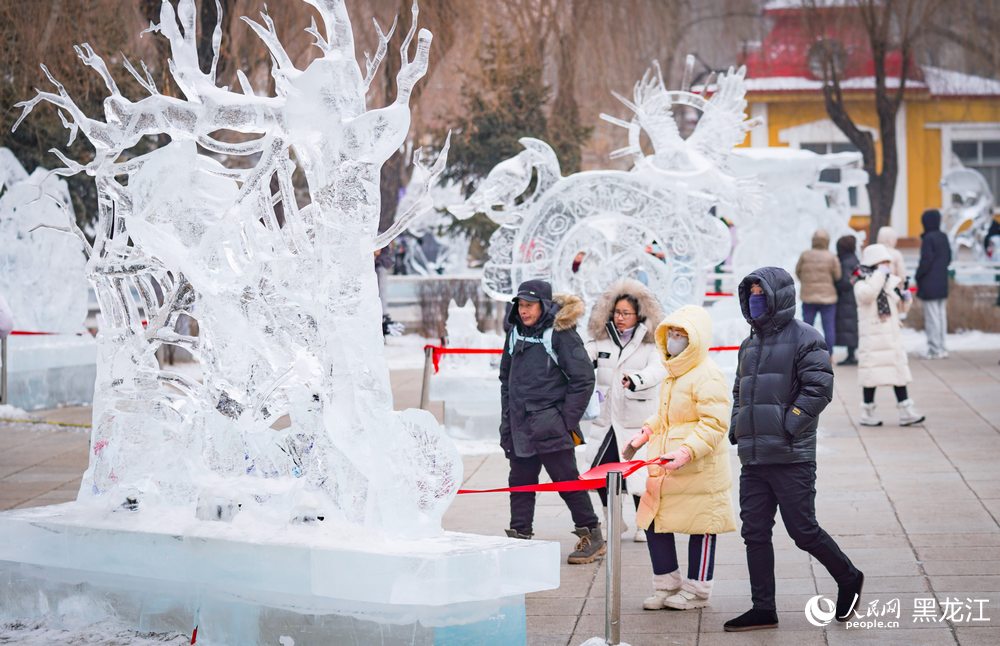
top-left (634, 528), bottom-right (647, 543)
top-left (859, 402), bottom-right (882, 427)
top-left (504, 528), bottom-right (532, 540)
top-left (837, 356), bottom-right (858, 366)
top-left (642, 590), bottom-right (676, 610)
top-left (836, 571), bottom-right (865, 621)
top-left (567, 526), bottom-right (606, 564)
top-left (662, 589), bottom-right (710, 610)
top-left (723, 608), bottom-right (779, 632)
top-left (897, 399), bottom-right (926, 426)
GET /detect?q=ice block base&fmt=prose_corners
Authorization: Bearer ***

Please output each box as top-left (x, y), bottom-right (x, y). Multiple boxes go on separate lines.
top-left (0, 503), bottom-right (560, 645)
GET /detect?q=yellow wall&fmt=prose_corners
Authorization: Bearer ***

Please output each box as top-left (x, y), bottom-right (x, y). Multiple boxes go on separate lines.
top-left (905, 99), bottom-right (1000, 236)
top-left (749, 94), bottom-right (1000, 237)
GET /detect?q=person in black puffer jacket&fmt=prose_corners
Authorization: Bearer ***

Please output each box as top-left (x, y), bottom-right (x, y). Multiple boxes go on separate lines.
top-left (915, 209), bottom-right (952, 359)
top-left (500, 279), bottom-right (604, 564)
top-left (723, 267), bottom-right (863, 633)
top-left (834, 235), bottom-right (860, 365)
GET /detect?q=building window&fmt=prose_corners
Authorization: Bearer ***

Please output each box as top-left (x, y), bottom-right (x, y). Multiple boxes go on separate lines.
top-left (951, 139), bottom-right (1000, 206)
top-left (800, 142), bottom-right (862, 208)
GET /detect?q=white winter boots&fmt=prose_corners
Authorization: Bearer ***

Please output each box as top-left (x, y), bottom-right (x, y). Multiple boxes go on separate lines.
top-left (897, 399), bottom-right (926, 426)
top-left (643, 572), bottom-right (712, 610)
top-left (860, 401), bottom-right (926, 427)
top-left (859, 402), bottom-right (882, 426)
top-left (643, 571), bottom-right (682, 610)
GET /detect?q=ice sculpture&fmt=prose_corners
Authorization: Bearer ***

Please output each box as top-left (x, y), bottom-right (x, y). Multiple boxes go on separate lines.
top-left (455, 59), bottom-right (760, 316)
top-left (0, 149), bottom-right (96, 409)
top-left (0, 149), bottom-right (89, 333)
top-left (940, 167), bottom-right (995, 261)
top-left (12, 0), bottom-right (460, 536)
top-left (721, 147), bottom-right (868, 276)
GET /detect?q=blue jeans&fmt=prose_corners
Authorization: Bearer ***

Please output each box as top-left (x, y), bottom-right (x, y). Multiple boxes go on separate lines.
top-left (802, 302), bottom-right (836, 354)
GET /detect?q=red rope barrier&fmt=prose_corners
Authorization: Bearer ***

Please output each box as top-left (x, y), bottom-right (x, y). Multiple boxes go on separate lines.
top-left (424, 344), bottom-right (740, 373)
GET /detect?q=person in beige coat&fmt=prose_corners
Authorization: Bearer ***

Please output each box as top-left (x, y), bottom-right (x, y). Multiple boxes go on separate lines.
top-left (624, 305), bottom-right (735, 611)
top-left (584, 279), bottom-right (666, 542)
top-left (854, 244), bottom-right (926, 427)
top-left (795, 229), bottom-right (842, 355)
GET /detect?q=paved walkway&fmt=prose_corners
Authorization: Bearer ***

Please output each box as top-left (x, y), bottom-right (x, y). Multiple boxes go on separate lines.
top-left (2, 350), bottom-right (999, 645)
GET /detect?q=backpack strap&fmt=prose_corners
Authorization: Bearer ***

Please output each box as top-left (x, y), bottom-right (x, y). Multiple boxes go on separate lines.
top-left (507, 326), bottom-right (561, 367)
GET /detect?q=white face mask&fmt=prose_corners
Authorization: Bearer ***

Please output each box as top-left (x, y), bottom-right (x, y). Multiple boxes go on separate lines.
top-left (877, 264), bottom-right (891, 274)
top-left (667, 336), bottom-right (689, 357)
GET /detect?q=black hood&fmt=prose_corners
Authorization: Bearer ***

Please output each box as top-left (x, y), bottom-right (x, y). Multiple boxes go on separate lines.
top-left (738, 266), bottom-right (796, 335)
top-left (921, 209), bottom-right (942, 234)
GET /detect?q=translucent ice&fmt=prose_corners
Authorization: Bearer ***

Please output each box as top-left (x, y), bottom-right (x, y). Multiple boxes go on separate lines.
top-left (722, 147), bottom-right (867, 277)
top-left (0, 149), bottom-right (89, 334)
top-left (457, 59), bottom-right (761, 316)
top-left (13, 0), bottom-right (458, 537)
top-left (940, 167), bottom-right (994, 261)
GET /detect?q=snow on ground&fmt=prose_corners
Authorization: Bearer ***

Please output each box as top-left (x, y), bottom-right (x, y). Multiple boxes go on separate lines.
top-left (384, 334), bottom-right (436, 370)
top-left (0, 620), bottom-right (188, 646)
top-left (901, 328), bottom-right (1000, 355)
top-left (0, 403), bottom-right (31, 420)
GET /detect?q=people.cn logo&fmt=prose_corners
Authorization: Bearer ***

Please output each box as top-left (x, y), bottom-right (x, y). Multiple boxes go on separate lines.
top-left (804, 595), bottom-right (837, 627)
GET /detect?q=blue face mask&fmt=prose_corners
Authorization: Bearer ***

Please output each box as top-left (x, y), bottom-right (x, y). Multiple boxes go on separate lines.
top-left (748, 293), bottom-right (768, 320)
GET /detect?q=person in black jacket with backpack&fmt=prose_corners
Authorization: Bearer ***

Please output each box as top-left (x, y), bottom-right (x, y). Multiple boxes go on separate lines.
top-left (724, 267), bottom-right (864, 632)
top-left (500, 279), bottom-right (605, 564)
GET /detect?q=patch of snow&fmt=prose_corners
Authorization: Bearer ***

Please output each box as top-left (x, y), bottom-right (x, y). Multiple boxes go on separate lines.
top-left (0, 620), bottom-right (188, 645)
top-left (0, 403), bottom-right (31, 420)
top-left (384, 334), bottom-right (436, 370)
top-left (902, 328), bottom-right (1000, 354)
top-left (922, 66), bottom-right (1000, 96)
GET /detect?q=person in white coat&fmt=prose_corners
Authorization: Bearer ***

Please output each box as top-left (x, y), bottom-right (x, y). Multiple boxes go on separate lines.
top-left (585, 279), bottom-right (666, 542)
top-left (854, 244), bottom-right (925, 427)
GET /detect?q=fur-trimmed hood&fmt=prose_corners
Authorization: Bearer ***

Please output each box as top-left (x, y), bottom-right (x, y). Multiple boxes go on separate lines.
top-left (587, 279), bottom-right (665, 343)
top-left (552, 293), bottom-right (585, 331)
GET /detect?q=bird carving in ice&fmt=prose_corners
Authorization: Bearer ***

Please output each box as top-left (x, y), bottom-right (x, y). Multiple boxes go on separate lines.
top-left (601, 57), bottom-right (762, 215)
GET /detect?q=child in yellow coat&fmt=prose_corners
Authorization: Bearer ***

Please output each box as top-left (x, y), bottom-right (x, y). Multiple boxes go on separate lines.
top-left (626, 305), bottom-right (736, 610)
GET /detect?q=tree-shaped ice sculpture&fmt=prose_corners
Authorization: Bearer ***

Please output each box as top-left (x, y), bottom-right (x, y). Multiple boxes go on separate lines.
top-left (13, 0), bottom-right (458, 537)
top-left (455, 58), bottom-right (760, 315)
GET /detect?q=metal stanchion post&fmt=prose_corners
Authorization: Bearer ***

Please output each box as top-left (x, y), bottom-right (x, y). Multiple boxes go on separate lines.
top-left (605, 470), bottom-right (623, 645)
top-left (418, 346), bottom-right (434, 410)
top-left (0, 335), bottom-right (7, 406)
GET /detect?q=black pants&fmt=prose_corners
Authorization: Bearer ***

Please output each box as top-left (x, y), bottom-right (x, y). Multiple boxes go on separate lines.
top-left (740, 462), bottom-right (859, 611)
top-left (592, 428), bottom-right (641, 511)
top-left (863, 386), bottom-right (908, 403)
top-left (509, 449), bottom-right (599, 535)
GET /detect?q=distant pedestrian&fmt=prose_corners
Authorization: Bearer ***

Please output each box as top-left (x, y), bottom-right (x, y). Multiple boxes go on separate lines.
top-left (875, 226), bottom-right (908, 282)
top-left (724, 267), bottom-right (863, 633)
top-left (854, 244), bottom-right (925, 427)
top-left (795, 229), bottom-right (841, 354)
top-left (834, 235), bottom-right (860, 365)
top-left (915, 209), bottom-right (952, 359)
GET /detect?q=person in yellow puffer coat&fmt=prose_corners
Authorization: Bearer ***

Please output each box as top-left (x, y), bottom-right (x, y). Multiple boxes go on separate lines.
top-left (625, 305), bottom-right (736, 612)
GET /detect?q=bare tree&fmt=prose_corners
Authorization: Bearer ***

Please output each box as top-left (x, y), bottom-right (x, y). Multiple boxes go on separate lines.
top-left (803, 0), bottom-right (943, 240)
